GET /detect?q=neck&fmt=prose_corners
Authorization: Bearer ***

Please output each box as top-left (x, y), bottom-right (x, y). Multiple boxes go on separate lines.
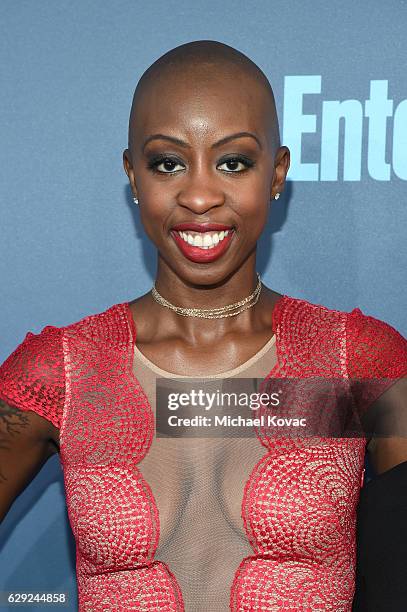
top-left (155, 255), bottom-right (259, 308)
top-left (150, 255), bottom-right (265, 340)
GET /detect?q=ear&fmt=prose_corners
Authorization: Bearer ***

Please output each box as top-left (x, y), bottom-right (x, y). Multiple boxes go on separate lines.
top-left (270, 146), bottom-right (290, 200)
top-left (123, 149), bottom-right (138, 199)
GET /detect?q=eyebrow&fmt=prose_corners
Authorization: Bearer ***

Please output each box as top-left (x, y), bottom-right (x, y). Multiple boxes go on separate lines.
top-left (142, 131), bottom-right (263, 152)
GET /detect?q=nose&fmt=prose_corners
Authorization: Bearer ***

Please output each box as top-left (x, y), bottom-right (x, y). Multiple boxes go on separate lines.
top-left (176, 169), bottom-right (226, 215)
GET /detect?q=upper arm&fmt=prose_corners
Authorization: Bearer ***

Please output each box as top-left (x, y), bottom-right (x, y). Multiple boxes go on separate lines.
top-left (366, 376), bottom-right (407, 475)
top-left (346, 308), bottom-right (407, 418)
top-left (345, 307), bottom-right (407, 476)
top-left (0, 398), bottom-right (59, 522)
top-left (0, 324), bottom-right (64, 522)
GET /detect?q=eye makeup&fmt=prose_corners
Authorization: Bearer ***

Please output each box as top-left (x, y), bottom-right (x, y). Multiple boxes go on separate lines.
top-left (146, 153), bottom-right (256, 175)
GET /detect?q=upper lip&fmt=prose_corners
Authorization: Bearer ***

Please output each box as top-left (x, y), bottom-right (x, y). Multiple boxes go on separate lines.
top-left (171, 222), bottom-right (234, 232)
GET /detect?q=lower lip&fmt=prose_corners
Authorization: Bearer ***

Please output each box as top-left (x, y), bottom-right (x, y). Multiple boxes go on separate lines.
top-left (170, 230), bottom-right (235, 263)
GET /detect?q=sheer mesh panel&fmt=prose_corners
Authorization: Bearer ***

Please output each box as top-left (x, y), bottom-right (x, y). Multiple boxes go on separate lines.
top-left (133, 338), bottom-right (276, 611)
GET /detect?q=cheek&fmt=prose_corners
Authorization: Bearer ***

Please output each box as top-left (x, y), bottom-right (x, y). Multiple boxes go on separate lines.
top-left (239, 198), bottom-right (269, 237)
top-left (139, 198), bottom-right (172, 245)
top-left (135, 167), bottom-right (171, 207)
top-left (241, 177), bottom-right (271, 231)
top-left (234, 177), bottom-right (270, 212)
top-left (139, 205), bottom-right (162, 234)
top-left (138, 179), bottom-right (168, 209)
top-left (250, 209), bottom-right (269, 243)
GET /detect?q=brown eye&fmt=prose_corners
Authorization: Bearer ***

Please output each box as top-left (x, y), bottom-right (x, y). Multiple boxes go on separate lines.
top-left (147, 156), bottom-right (185, 174)
top-left (217, 156), bottom-right (255, 173)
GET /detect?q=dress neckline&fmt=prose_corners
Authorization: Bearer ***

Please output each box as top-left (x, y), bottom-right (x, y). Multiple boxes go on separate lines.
top-left (133, 331), bottom-right (276, 378)
top-left (123, 293), bottom-right (287, 378)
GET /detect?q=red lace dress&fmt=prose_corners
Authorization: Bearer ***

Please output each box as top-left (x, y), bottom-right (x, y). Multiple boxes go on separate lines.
top-left (0, 295), bottom-right (406, 611)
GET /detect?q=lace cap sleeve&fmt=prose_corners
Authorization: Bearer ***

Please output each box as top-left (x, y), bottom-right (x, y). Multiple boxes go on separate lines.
top-left (0, 325), bottom-right (65, 430)
top-left (346, 307), bottom-right (407, 420)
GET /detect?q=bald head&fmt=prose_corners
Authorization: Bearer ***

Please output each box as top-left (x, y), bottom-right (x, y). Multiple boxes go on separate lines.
top-left (128, 40), bottom-right (280, 156)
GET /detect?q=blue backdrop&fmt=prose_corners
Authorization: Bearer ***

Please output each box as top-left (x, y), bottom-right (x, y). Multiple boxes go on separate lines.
top-left (1, 1), bottom-right (406, 609)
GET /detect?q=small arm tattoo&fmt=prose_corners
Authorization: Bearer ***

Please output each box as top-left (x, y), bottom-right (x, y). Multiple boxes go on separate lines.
top-left (0, 398), bottom-right (30, 482)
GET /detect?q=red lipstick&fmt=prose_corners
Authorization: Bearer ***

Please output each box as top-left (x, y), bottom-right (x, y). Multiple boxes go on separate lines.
top-left (170, 227), bottom-right (235, 263)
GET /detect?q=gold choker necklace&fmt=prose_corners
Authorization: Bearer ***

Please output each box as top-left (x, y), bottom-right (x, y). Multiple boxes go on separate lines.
top-left (151, 272), bottom-right (262, 319)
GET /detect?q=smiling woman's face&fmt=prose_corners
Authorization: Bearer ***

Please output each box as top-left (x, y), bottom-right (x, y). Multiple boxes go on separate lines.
top-left (123, 64), bottom-right (289, 286)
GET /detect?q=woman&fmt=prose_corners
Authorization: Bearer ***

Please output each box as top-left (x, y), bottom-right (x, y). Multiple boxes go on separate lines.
top-left (0, 40), bottom-right (406, 611)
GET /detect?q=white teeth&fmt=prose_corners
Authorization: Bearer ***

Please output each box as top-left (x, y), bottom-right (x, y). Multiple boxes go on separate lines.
top-left (177, 229), bottom-right (232, 249)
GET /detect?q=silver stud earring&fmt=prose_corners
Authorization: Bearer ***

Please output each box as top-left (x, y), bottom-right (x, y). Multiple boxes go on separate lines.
top-left (133, 197), bottom-right (139, 205)
top-left (274, 193), bottom-right (280, 200)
